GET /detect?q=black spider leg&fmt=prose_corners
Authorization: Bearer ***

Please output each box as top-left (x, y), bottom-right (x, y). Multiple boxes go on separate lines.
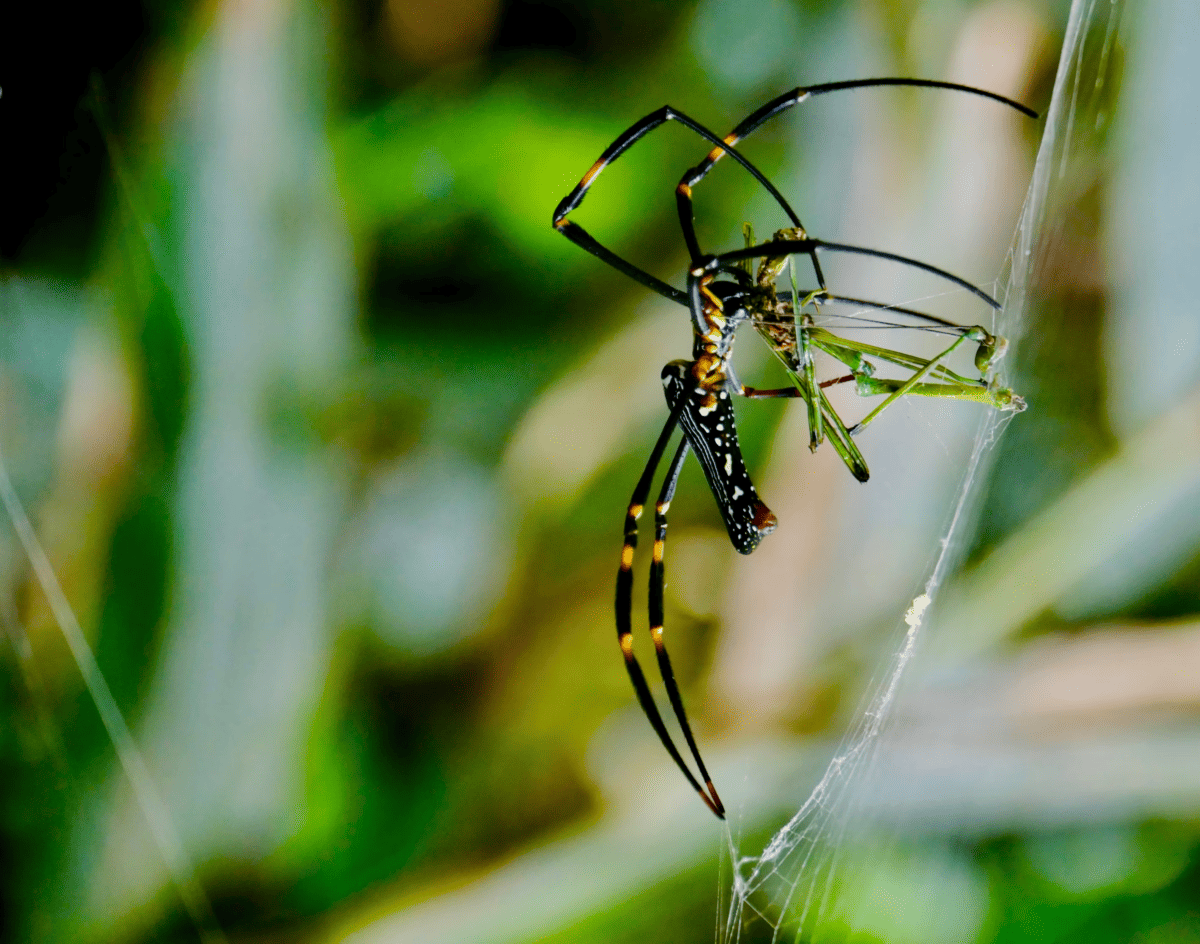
top-left (771, 290), bottom-right (983, 337)
top-left (677, 78), bottom-right (1037, 239)
top-left (553, 107), bottom-right (808, 307)
top-left (674, 157), bottom-right (824, 290)
top-left (555, 221), bottom-right (689, 306)
top-left (675, 77), bottom-right (1037, 280)
top-left (703, 238), bottom-right (1003, 310)
top-left (686, 80), bottom-right (1036, 189)
top-left (809, 291), bottom-right (976, 333)
top-left (773, 77), bottom-right (1038, 126)
top-left (724, 360), bottom-right (809, 402)
top-left (617, 401), bottom-right (723, 818)
top-left (645, 437), bottom-right (727, 817)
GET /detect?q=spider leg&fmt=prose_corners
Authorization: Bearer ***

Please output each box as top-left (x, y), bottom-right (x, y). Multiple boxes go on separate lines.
top-left (553, 106), bottom-right (806, 304)
top-left (806, 291), bottom-right (981, 333)
top-left (674, 166), bottom-right (824, 290)
top-left (752, 284), bottom-right (988, 337)
top-left (725, 360), bottom-right (807, 401)
top-left (554, 220), bottom-right (689, 306)
top-left (617, 404), bottom-right (724, 817)
top-left (725, 361), bottom-right (871, 481)
top-left (681, 78), bottom-right (1036, 194)
top-left (646, 437), bottom-right (726, 817)
top-left (740, 386), bottom-right (806, 398)
top-left (676, 78), bottom-right (1035, 282)
top-left (703, 238), bottom-right (1002, 310)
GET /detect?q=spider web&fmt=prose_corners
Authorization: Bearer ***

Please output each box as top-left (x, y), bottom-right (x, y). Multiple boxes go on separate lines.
top-left (717, 1), bottom-right (1124, 940)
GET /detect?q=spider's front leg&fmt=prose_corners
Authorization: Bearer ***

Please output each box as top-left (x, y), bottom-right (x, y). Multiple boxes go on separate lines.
top-left (552, 104), bottom-right (804, 306)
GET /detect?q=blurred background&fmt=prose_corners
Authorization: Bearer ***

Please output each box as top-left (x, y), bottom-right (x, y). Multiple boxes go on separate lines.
top-left (3, 0), bottom-right (1200, 941)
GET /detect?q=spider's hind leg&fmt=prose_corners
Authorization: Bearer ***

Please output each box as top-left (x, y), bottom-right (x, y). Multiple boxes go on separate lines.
top-left (647, 438), bottom-right (725, 817)
top-left (616, 411), bottom-right (724, 818)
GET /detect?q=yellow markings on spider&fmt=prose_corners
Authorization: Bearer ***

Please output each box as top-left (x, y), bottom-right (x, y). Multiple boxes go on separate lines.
top-left (700, 282), bottom-right (725, 311)
top-left (620, 544), bottom-right (635, 570)
top-left (580, 158), bottom-right (605, 188)
top-left (704, 132), bottom-right (740, 164)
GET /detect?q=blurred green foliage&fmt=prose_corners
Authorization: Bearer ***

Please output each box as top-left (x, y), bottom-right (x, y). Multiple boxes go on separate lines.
top-left (3, 0), bottom-right (1200, 943)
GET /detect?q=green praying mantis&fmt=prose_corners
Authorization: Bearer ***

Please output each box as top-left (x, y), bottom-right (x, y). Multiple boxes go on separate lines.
top-left (742, 224), bottom-right (1025, 482)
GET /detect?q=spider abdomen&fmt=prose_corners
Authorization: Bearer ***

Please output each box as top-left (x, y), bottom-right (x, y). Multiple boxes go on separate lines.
top-left (662, 361), bottom-right (777, 554)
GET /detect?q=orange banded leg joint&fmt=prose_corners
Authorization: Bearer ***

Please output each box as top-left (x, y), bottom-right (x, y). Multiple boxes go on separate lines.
top-left (552, 102), bottom-right (808, 302)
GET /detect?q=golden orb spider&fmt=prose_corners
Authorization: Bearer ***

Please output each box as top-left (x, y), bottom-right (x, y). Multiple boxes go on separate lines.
top-left (553, 78), bottom-right (1037, 818)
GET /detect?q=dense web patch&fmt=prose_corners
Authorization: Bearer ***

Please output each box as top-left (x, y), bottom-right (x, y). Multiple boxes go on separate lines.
top-left (717, 0), bottom-right (1124, 939)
